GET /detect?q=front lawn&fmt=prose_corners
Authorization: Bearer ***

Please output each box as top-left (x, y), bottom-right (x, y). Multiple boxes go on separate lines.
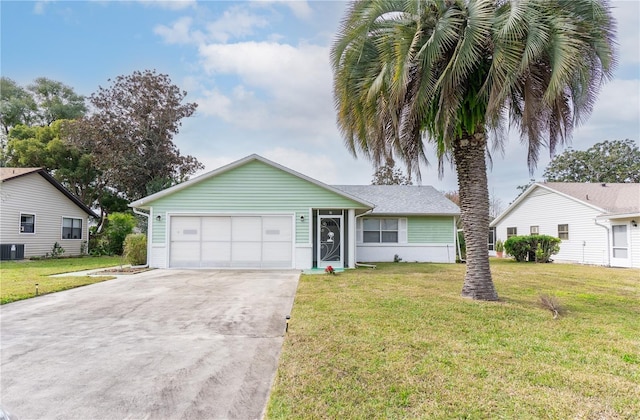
top-left (267, 260), bottom-right (640, 419)
top-left (0, 256), bottom-right (122, 304)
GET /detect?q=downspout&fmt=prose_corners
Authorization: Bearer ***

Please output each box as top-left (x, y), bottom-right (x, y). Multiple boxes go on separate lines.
top-left (132, 207), bottom-right (150, 268)
top-left (594, 218), bottom-right (610, 267)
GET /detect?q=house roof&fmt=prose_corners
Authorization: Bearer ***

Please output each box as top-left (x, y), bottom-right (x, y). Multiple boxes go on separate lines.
top-left (542, 182), bottom-right (640, 215)
top-left (0, 167), bottom-right (42, 181)
top-left (0, 167), bottom-right (98, 218)
top-left (129, 154), bottom-right (375, 209)
top-left (491, 182), bottom-right (640, 226)
top-left (333, 185), bottom-right (460, 216)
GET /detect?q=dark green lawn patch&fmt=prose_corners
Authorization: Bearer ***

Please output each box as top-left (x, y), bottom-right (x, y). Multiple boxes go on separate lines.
top-left (0, 256), bottom-right (122, 304)
top-left (267, 260), bottom-right (640, 419)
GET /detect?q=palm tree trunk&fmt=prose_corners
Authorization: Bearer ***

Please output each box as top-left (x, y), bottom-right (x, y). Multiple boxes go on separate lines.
top-left (453, 131), bottom-right (498, 301)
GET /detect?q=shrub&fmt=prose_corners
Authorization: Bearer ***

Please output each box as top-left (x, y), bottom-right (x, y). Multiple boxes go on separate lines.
top-left (124, 233), bottom-right (147, 266)
top-left (504, 234), bottom-right (561, 263)
top-left (504, 236), bottom-right (531, 262)
top-left (104, 212), bottom-right (137, 255)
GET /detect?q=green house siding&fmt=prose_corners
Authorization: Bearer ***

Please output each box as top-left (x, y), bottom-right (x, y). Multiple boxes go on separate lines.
top-left (149, 160), bottom-right (367, 244)
top-left (407, 216), bottom-right (454, 243)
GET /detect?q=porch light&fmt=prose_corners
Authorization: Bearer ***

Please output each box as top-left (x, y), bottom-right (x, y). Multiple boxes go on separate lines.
top-left (300, 215), bottom-right (305, 222)
top-left (632, 220), bottom-right (638, 227)
top-left (156, 215), bottom-right (162, 222)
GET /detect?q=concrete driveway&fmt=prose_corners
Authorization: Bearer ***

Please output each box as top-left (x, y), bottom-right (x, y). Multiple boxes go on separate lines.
top-left (0, 269), bottom-right (300, 419)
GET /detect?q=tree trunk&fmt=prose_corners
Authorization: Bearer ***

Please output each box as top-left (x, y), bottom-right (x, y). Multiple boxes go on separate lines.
top-left (453, 130), bottom-right (498, 301)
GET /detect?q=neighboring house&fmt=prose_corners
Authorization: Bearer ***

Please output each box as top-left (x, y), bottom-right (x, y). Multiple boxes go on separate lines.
top-left (490, 182), bottom-right (640, 268)
top-left (0, 168), bottom-right (97, 259)
top-left (129, 154), bottom-right (460, 270)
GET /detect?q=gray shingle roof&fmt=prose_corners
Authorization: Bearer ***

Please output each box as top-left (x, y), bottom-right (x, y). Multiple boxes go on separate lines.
top-left (333, 185), bottom-right (460, 215)
top-left (542, 182), bottom-right (640, 215)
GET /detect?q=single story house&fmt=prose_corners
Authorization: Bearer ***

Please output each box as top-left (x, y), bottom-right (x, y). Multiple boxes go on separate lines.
top-left (0, 167), bottom-right (97, 259)
top-left (129, 154), bottom-right (460, 269)
top-left (490, 182), bottom-right (640, 268)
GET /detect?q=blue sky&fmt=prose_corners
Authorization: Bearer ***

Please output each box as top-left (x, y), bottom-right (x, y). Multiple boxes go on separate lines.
top-left (2, 0), bottom-right (638, 207)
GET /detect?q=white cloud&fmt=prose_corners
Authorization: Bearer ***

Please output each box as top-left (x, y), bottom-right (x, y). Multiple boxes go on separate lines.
top-left (613, 1), bottom-right (640, 65)
top-left (206, 6), bottom-right (269, 43)
top-left (33, 0), bottom-right (52, 14)
top-left (195, 88), bottom-right (233, 120)
top-left (251, 0), bottom-right (313, 20)
top-left (262, 147), bottom-right (341, 184)
top-left (197, 40), bottom-right (335, 140)
top-left (154, 16), bottom-right (204, 45)
top-left (138, 0), bottom-right (196, 11)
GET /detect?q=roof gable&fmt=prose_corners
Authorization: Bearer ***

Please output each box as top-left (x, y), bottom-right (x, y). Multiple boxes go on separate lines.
top-left (129, 154), bottom-right (374, 209)
top-left (491, 182), bottom-right (640, 226)
top-left (0, 168), bottom-right (97, 217)
top-left (333, 185), bottom-right (460, 215)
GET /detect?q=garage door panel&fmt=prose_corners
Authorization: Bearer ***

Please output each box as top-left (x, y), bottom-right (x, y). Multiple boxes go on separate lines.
top-left (171, 217), bottom-right (201, 241)
top-left (262, 242), bottom-right (292, 263)
top-left (232, 241), bottom-right (262, 262)
top-left (170, 241), bottom-right (201, 267)
top-left (201, 241), bottom-right (231, 267)
top-left (202, 217), bottom-right (231, 240)
top-left (262, 217), bottom-right (292, 242)
top-left (232, 217), bottom-right (262, 241)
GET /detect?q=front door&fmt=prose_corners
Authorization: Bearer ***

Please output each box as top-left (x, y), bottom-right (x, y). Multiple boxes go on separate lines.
top-left (611, 224), bottom-right (631, 268)
top-left (318, 215), bottom-right (343, 268)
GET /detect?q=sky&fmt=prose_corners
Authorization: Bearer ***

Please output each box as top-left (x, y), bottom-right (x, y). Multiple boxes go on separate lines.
top-left (1, 0), bottom-right (639, 208)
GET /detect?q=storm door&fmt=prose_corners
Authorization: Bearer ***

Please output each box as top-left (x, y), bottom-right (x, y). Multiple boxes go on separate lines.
top-left (611, 224), bottom-right (630, 267)
top-left (318, 215), bottom-right (343, 268)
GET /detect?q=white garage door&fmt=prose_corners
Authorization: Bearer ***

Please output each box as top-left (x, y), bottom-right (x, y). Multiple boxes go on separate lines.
top-left (169, 215), bottom-right (293, 268)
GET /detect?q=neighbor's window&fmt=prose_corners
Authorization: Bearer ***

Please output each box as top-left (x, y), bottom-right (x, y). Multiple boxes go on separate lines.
top-left (20, 214), bottom-right (35, 233)
top-left (363, 218), bottom-right (399, 243)
top-left (507, 227), bottom-right (517, 238)
top-left (488, 227), bottom-right (496, 251)
top-left (62, 217), bottom-right (82, 239)
top-left (530, 225), bottom-right (539, 235)
top-left (558, 224), bottom-right (569, 240)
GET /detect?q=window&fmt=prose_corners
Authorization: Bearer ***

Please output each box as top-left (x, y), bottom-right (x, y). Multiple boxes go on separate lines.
top-left (507, 227), bottom-right (517, 238)
top-left (20, 214), bottom-right (35, 233)
top-left (612, 225), bottom-right (628, 258)
top-left (558, 224), bottom-right (569, 240)
top-left (62, 217), bottom-right (82, 239)
top-left (363, 218), bottom-right (399, 243)
top-left (488, 227), bottom-right (496, 251)
top-left (530, 226), bottom-right (539, 235)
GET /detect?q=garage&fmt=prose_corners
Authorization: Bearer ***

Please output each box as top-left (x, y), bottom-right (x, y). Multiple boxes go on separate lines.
top-left (169, 215), bottom-right (293, 268)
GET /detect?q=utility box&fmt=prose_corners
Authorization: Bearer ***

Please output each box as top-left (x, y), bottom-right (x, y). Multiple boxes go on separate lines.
top-left (0, 244), bottom-right (25, 260)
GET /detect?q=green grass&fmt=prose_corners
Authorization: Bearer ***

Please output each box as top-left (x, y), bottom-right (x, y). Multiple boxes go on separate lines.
top-left (0, 256), bottom-right (122, 304)
top-left (267, 260), bottom-right (640, 419)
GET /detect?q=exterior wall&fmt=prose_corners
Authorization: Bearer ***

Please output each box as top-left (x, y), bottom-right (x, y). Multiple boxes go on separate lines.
top-left (493, 187), bottom-right (607, 265)
top-left (0, 173), bottom-right (89, 258)
top-left (356, 215), bottom-right (457, 263)
top-left (145, 160), bottom-right (367, 268)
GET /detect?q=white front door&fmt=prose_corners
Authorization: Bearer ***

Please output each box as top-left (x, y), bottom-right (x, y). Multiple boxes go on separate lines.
top-left (318, 215), bottom-right (343, 268)
top-left (611, 224), bottom-right (631, 268)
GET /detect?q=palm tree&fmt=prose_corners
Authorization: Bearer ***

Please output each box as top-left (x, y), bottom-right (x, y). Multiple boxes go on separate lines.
top-left (331, 0), bottom-right (616, 300)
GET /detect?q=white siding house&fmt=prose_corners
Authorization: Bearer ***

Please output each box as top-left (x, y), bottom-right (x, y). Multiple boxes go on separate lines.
top-left (490, 183), bottom-right (640, 268)
top-left (0, 168), bottom-right (97, 259)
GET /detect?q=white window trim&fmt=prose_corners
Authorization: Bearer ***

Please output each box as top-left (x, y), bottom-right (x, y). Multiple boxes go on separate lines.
top-left (558, 224), bottom-right (569, 240)
top-left (357, 217), bottom-right (407, 244)
top-left (61, 216), bottom-right (83, 240)
top-left (19, 212), bottom-right (36, 235)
